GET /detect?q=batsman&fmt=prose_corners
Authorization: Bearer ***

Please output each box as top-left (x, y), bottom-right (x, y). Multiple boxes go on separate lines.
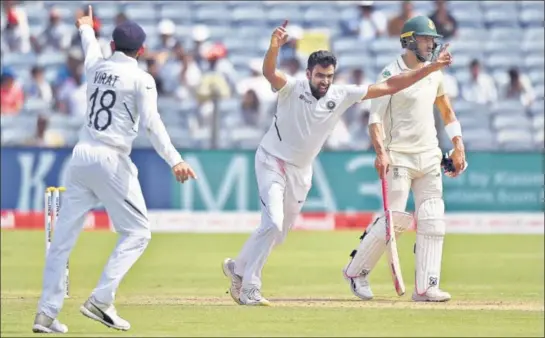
top-left (343, 16), bottom-right (468, 302)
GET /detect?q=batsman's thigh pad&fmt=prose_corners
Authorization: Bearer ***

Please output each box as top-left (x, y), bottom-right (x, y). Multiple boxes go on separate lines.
top-left (386, 166), bottom-right (413, 212)
top-left (415, 198), bottom-right (446, 294)
top-left (345, 212), bottom-right (413, 278)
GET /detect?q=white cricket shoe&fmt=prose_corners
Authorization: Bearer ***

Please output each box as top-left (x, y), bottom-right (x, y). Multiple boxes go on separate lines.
top-left (239, 287), bottom-right (270, 306)
top-left (412, 288), bottom-right (451, 302)
top-left (222, 258), bottom-right (243, 305)
top-left (32, 313), bottom-right (68, 334)
top-left (80, 297), bottom-right (130, 331)
top-left (343, 268), bottom-right (374, 300)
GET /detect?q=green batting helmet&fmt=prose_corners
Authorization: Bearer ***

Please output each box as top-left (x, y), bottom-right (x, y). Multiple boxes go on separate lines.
top-left (400, 16), bottom-right (443, 62)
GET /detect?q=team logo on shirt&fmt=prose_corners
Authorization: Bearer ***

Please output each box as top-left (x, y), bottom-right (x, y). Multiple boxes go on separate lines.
top-left (299, 94), bottom-right (312, 104)
top-left (326, 100), bottom-right (336, 110)
top-left (382, 70), bottom-right (392, 79)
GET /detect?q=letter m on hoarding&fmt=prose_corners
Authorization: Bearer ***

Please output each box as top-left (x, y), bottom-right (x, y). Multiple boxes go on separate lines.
top-left (179, 154), bottom-right (249, 211)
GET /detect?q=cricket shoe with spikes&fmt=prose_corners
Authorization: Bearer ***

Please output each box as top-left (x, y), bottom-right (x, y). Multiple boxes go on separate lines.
top-left (412, 288), bottom-right (451, 302)
top-left (343, 267), bottom-right (374, 300)
top-left (80, 297), bottom-right (130, 331)
top-left (222, 258), bottom-right (243, 305)
top-left (32, 313), bottom-right (68, 334)
top-left (239, 287), bottom-right (270, 306)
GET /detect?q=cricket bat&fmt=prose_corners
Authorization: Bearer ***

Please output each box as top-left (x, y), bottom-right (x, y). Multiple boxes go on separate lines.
top-left (381, 177), bottom-right (406, 296)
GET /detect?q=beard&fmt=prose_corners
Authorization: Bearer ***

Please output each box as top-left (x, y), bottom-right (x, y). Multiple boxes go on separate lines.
top-left (309, 82), bottom-right (329, 99)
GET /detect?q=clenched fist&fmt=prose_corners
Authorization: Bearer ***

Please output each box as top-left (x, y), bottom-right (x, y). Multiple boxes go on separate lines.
top-left (172, 162), bottom-right (198, 184)
top-left (270, 20), bottom-right (289, 49)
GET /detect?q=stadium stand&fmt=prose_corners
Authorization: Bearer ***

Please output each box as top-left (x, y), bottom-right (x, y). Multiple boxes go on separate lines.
top-left (1, 0), bottom-right (543, 150)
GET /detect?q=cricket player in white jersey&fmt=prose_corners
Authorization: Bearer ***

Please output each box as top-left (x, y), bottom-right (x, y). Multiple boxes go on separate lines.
top-left (32, 7), bottom-right (197, 333)
top-left (222, 20), bottom-right (453, 306)
top-left (343, 16), bottom-right (468, 302)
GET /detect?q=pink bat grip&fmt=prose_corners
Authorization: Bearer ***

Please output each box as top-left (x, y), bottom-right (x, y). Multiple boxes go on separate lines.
top-left (381, 177), bottom-right (389, 213)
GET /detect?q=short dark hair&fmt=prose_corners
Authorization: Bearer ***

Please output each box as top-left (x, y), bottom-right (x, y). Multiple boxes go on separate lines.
top-left (307, 50), bottom-right (337, 71)
top-left (470, 59), bottom-right (480, 68)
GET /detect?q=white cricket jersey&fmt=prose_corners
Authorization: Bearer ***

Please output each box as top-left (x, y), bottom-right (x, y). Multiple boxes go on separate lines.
top-left (76, 25), bottom-right (182, 167)
top-left (260, 75), bottom-right (369, 167)
top-left (369, 55), bottom-right (445, 154)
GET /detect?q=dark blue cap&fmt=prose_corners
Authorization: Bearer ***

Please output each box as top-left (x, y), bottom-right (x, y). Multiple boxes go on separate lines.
top-left (112, 20), bottom-right (146, 50)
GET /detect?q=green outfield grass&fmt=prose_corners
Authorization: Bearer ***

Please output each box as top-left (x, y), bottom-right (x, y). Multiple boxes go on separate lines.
top-left (1, 231), bottom-right (544, 337)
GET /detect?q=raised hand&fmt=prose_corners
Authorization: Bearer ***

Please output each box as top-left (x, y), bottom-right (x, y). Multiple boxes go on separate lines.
top-left (76, 5), bottom-right (94, 29)
top-left (270, 20), bottom-right (289, 49)
top-left (433, 43), bottom-right (453, 69)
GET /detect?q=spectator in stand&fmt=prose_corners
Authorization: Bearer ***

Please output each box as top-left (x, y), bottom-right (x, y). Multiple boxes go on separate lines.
top-left (34, 7), bottom-right (72, 53)
top-left (338, 68), bottom-right (372, 124)
top-left (146, 59), bottom-right (165, 96)
top-left (56, 62), bottom-right (87, 118)
top-left (2, 0), bottom-right (31, 53)
top-left (23, 115), bottom-right (65, 148)
top-left (196, 43), bottom-right (232, 127)
top-left (388, 1), bottom-right (417, 37)
top-left (200, 42), bottom-right (238, 89)
top-left (429, 0), bottom-right (458, 40)
top-left (504, 68), bottom-right (536, 108)
top-left (54, 47), bottom-right (83, 91)
top-left (0, 68), bottom-right (24, 115)
top-left (348, 110), bottom-right (372, 150)
top-left (279, 57), bottom-right (306, 81)
top-left (157, 41), bottom-right (201, 99)
top-left (191, 25), bottom-right (211, 69)
top-left (240, 89), bottom-right (266, 130)
top-left (237, 59), bottom-right (276, 105)
top-left (114, 12), bottom-right (128, 26)
top-left (279, 24), bottom-right (304, 63)
top-left (26, 66), bottom-right (53, 104)
top-left (462, 59), bottom-right (498, 105)
top-left (341, 1), bottom-right (387, 41)
top-left (157, 19), bottom-right (178, 52)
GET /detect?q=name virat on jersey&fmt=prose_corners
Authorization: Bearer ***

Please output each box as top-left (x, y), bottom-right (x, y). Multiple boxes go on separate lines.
top-left (94, 71), bottom-right (120, 87)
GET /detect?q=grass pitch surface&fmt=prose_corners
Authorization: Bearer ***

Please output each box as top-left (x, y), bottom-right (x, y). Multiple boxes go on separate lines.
top-left (1, 231), bottom-right (543, 337)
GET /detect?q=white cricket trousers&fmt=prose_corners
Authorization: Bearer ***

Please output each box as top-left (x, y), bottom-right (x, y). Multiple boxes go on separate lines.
top-left (234, 146), bottom-right (312, 290)
top-left (38, 142), bottom-right (151, 319)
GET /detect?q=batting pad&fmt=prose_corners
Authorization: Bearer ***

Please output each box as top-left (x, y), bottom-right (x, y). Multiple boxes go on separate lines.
top-left (345, 212), bottom-right (414, 278)
top-left (415, 198), bottom-right (446, 295)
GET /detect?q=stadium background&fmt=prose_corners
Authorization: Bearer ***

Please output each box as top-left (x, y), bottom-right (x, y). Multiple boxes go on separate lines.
top-left (1, 0), bottom-right (543, 234)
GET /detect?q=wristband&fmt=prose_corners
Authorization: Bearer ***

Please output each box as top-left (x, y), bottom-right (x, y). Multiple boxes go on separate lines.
top-left (445, 121), bottom-right (462, 140)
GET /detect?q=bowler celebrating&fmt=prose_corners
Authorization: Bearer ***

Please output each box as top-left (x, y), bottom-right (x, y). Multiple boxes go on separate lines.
top-left (32, 7), bottom-right (196, 334)
top-left (222, 20), bottom-right (453, 306)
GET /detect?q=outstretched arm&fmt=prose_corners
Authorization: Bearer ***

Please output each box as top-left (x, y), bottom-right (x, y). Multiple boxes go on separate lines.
top-left (76, 5), bottom-right (103, 71)
top-left (363, 44), bottom-right (453, 100)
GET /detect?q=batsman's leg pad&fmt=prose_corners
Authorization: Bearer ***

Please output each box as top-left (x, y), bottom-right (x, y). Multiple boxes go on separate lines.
top-left (345, 212), bottom-right (413, 278)
top-left (415, 198), bottom-right (446, 295)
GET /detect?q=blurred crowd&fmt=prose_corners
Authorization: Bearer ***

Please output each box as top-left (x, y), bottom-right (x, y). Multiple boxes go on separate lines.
top-left (1, 0), bottom-right (543, 150)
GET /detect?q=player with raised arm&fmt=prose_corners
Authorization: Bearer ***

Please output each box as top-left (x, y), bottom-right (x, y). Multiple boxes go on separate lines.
top-left (222, 20), bottom-right (453, 306)
top-left (343, 16), bottom-right (467, 303)
top-left (32, 7), bottom-right (196, 334)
